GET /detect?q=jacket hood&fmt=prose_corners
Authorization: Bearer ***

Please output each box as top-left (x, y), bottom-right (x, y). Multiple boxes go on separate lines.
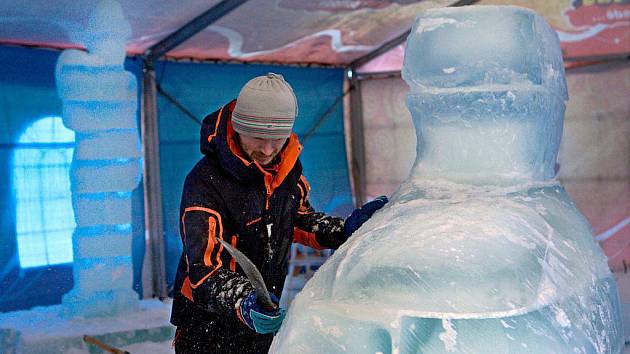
top-left (200, 100), bottom-right (303, 191)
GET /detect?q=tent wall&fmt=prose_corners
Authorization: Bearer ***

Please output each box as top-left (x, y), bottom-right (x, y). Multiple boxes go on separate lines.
top-left (125, 59), bottom-right (353, 294)
top-left (358, 59), bottom-right (630, 335)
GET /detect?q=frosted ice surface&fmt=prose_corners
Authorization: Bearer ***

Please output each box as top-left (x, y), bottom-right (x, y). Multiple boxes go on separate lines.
top-left (402, 6), bottom-right (567, 99)
top-left (55, 0), bottom-right (141, 318)
top-left (271, 6), bottom-right (623, 354)
top-left (73, 193), bottom-right (133, 226)
top-left (83, 0), bottom-right (131, 65)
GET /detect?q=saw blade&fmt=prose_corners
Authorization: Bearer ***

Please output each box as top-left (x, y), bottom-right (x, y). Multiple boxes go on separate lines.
top-left (217, 238), bottom-right (277, 309)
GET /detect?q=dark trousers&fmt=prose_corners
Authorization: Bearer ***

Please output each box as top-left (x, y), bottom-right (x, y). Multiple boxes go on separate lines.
top-left (174, 325), bottom-right (274, 354)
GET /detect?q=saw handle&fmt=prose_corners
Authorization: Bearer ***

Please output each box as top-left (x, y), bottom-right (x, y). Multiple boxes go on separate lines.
top-left (83, 335), bottom-right (131, 354)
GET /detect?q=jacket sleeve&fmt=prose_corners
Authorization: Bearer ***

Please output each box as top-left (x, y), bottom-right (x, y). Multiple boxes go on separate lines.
top-left (179, 185), bottom-right (253, 318)
top-left (293, 174), bottom-right (346, 250)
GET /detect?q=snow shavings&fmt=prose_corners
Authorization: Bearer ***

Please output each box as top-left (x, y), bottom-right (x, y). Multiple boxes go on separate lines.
top-left (415, 16), bottom-right (476, 34)
top-left (438, 319), bottom-right (457, 352)
top-left (312, 316), bottom-right (343, 338)
top-left (554, 307), bottom-right (571, 328)
top-left (121, 340), bottom-right (174, 354)
top-left (500, 319), bottom-right (515, 329)
top-left (212, 271), bottom-right (253, 312)
top-left (415, 17), bottom-right (456, 33)
top-left (310, 315), bottom-right (346, 351)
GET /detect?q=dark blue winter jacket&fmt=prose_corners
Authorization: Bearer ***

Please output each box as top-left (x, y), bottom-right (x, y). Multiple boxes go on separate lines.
top-left (170, 100), bottom-right (345, 336)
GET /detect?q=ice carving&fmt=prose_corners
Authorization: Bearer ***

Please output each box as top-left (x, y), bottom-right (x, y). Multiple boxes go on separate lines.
top-left (55, 0), bottom-right (141, 318)
top-left (271, 6), bottom-right (623, 353)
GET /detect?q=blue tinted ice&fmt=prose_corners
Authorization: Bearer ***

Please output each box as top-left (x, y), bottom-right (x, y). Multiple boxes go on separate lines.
top-left (271, 6), bottom-right (623, 353)
top-left (55, 0), bottom-right (141, 318)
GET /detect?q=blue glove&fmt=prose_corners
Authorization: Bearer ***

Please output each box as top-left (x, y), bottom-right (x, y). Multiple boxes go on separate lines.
top-left (344, 195), bottom-right (388, 238)
top-left (238, 291), bottom-right (286, 334)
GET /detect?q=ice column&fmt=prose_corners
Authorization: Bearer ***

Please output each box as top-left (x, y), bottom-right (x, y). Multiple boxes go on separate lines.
top-left (56, 0), bottom-right (141, 318)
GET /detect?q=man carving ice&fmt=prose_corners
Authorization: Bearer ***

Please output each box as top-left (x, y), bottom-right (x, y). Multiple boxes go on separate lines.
top-left (170, 72), bottom-right (387, 353)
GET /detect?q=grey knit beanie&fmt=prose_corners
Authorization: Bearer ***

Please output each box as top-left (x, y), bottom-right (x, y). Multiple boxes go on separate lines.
top-left (232, 73), bottom-right (298, 139)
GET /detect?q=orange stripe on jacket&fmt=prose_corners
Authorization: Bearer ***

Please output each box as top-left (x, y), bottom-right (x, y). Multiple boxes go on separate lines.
top-left (181, 276), bottom-right (193, 301)
top-left (297, 174), bottom-right (312, 213)
top-left (230, 235), bottom-right (237, 271)
top-left (299, 175), bottom-right (311, 197)
top-left (213, 217), bottom-right (225, 269)
top-left (227, 119), bottom-right (254, 167)
top-left (190, 272), bottom-right (217, 290)
top-left (246, 217), bottom-right (262, 226)
top-left (294, 227), bottom-right (324, 250)
top-left (182, 206), bottom-right (224, 288)
top-left (207, 101), bottom-right (236, 144)
top-left (296, 182), bottom-right (306, 210)
top-left (271, 135), bottom-right (302, 193)
top-left (207, 107), bottom-right (224, 143)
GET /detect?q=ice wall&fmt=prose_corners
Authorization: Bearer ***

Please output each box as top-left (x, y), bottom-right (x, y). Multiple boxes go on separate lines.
top-left (271, 6), bottom-right (623, 353)
top-left (55, 0), bottom-right (141, 318)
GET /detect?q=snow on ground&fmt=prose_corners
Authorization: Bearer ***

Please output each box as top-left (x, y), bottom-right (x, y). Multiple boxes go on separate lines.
top-left (0, 299), bottom-right (173, 340)
top-left (121, 340), bottom-right (175, 354)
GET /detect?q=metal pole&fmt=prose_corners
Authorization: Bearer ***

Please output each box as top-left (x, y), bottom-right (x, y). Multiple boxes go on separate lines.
top-left (139, 0), bottom-right (249, 300)
top-left (141, 58), bottom-right (168, 299)
top-left (346, 68), bottom-right (366, 207)
top-left (145, 0), bottom-right (249, 60)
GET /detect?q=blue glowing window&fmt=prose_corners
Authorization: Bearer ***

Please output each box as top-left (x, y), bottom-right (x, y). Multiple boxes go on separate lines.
top-left (13, 116), bottom-right (76, 268)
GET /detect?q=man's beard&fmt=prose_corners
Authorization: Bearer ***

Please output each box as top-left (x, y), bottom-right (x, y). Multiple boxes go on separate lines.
top-left (251, 151), bottom-right (278, 166)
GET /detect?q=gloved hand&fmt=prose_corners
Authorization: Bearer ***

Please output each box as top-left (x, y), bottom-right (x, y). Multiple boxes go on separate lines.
top-left (344, 195), bottom-right (388, 238)
top-left (238, 291), bottom-right (286, 334)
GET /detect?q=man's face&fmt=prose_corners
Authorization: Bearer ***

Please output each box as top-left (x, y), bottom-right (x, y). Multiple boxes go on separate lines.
top-left (238, 134), bottom-right (287, 166)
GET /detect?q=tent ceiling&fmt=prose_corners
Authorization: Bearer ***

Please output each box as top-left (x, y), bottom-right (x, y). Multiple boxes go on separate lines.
top-left (0, 0), bottom-right (459, 66)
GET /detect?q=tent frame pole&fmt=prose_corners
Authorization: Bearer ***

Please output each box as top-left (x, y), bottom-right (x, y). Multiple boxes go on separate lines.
top-left (141, 58), bottom-right (168, 299)
top-left (346, 68), bottom-right (367, 207)
top-left (145, 0), bottom-right (249, 60)
top-left (140, 0), bottom-right (249, 299)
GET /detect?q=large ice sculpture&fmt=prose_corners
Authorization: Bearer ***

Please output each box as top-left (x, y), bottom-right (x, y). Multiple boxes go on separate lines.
top-left (271, 6), bottom-right (623, 353)
top-left (55, 0), bottom-right (141, 317)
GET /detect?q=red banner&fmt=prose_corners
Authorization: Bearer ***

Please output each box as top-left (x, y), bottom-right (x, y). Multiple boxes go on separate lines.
top-left (558, 1), bottom-right (630, 58)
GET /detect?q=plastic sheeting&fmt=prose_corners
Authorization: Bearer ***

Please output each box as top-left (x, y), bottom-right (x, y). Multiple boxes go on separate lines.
top-left (0, 0), bottom-right (457, 66)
